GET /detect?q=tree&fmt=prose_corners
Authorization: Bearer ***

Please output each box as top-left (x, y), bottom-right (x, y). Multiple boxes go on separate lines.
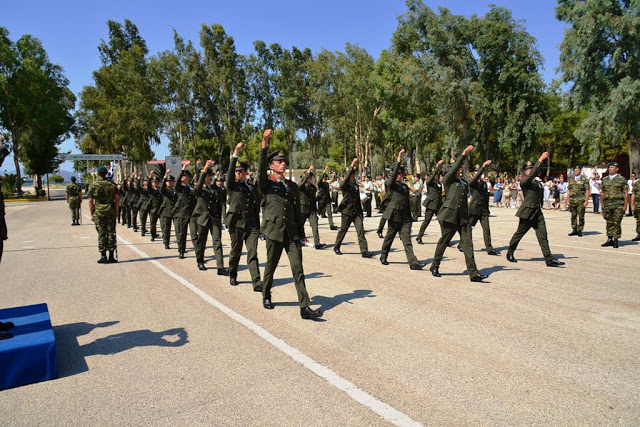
top-left (48, 174), bottom-right (64, 183)
top-left (557, 0), bottom-right (640, 173)
top-left (0, 28), bottom-right (75, 195)
top-left (76, 20), bottom-right (160, 174)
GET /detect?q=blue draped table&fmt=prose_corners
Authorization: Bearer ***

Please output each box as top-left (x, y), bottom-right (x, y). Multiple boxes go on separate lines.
top-left (0, 303), bottom-right (58, 390)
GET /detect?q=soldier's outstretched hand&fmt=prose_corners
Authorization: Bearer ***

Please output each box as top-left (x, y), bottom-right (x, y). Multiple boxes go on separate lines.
top-left (397, 149), bottom-right (405, 162)
top-left (262, 129), bottom-right (272, 148)
top-left (483, 160), bottom-right (492, 168)
top-left (351, 157), bottom-right (358, 168)
top-left (436, 159), bottom-right (444, 167)
top-left (165, 169), bottom-right (171, 177)
top-left (462, 145), bottom-right (475, 156)
top-left (539, 152), bottom-right (549, 162)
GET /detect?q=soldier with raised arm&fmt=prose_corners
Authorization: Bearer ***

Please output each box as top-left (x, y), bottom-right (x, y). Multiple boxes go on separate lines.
top-left (506, 152), bottom-right (565, 266)
top-left (159, 170), bottom-right (177, 249)
top-left (416, 160), bottom-right (444, 244)
top-left (299, 164), bottom-right (326, 249)
top-left (468, 161), bottom-right (498, 255)
top-left (258, 129), bottom-right (322, 319)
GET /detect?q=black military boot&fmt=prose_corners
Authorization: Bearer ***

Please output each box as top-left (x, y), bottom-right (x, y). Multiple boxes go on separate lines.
top-left (568, 228), bottom-right (578, 236)
top-left (601, 237), bottom-right (613, 247)
top-left (429, 266), bottom-right (441, 277)
top-left (178, 252), bottom-right (185, 259)
top-left (577, 230), bottom-right (583, 237)
top-left (612, 238), bottom-right (619, 248)
top-left (632, 234), bottom-right (640, 242)
top-left (197, 262), bottom-right (206, 271)
top-left (97, 251), bottom-right (108, 264)
top-left (380, 254), bottom-right (389, 265)
top-left (108, 250), bottom-right (118, 263)
top-left (164, 243), bottom-right (170, 250)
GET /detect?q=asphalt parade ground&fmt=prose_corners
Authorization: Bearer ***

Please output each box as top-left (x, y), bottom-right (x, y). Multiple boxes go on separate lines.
top-left (1, 198), bottom-right (639, 425)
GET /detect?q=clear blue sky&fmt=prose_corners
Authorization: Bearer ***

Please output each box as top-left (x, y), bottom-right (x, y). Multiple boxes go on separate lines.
top-left (1, 0), bottom-right (566, 174)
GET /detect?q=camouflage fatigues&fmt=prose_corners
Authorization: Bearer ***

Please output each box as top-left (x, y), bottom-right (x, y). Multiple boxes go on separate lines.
top-left (633, 180), bottom-right (640, 234)
top-left (568, 175), bottom-right (589, 231)
top-left (66, 183), bottom-right (82, 221)
top-left (88, 177), bottom-right (118, 251)
top-left (601, 175), bottom-right (628, 238)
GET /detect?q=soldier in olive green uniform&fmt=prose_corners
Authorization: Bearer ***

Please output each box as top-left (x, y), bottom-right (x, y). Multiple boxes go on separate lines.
top-left (600, 161), bottom-right (629, 248)
top-left (380, 149), bottom-right (424, 270)
top-left (126, 173), bottom-right (140, 231)
top-left (225, 143), bottom-right (262, 290)
top-left (430, 146), bottom-right (487, 282)
top-left (88, 165), bottom-right (119, 264)
top-left (159, 172), bottom-right (177, 249)
top-left (416, 160), bottom-right (444, 244)
top-left (334, 157), bottom-right (373, 258)
top-left (299, 165), bottom-right (326, 249)
top-left (119, 179), bottom-right (130, 228)
top-left (136, 173), bottom-right (149, 236)
top-left (632, 177), bottom-right (640, 241)
top-left (506, 152), bottom-right (564, 266)
top-left (567, 165), bottom-right (590, 237)
top-left (259, 130), bottom-right (321, 319)
top-left (146, 173), bottom-right (163, 240)
top-left (468, 161), bottom-right (498, 255)
top-left (172, 166), bottom-right (196, 259)
top-left (66, 176), bottom-right (82, 225)
top-left (317, 167), bottom-right (337, 230)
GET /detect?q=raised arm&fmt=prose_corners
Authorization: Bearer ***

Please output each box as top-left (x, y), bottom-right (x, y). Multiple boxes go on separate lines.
top-left (470, 160), bottom-right (491, 187)
top-left (258, 130), bottom-right (272, 194)
top-left (386, 149), bottom-right (405, 188)
top-left (443, 145), bottom-right (474, 187)
top-left (341, 158), bottom-right (358, 192)
top-left (521, 152), bottom-right (548, 187)
top-left (425, 160), bottom-right (444, 185)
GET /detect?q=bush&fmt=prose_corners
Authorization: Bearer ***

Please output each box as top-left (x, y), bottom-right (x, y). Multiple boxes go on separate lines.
top-left (37, 189), bottom-right (46, 197)
top-left (49, 174), bottom-right (64, 183)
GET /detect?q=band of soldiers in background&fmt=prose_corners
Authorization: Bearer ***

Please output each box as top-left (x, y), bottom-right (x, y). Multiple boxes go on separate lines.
top-left (65, 130), bottom-right (640, 319)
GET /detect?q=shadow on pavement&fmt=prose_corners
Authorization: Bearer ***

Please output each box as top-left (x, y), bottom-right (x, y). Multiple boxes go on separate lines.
top-left (311, 289), bottom-right (376, 312)
top-left (54, 322), bottom-right (188, 377)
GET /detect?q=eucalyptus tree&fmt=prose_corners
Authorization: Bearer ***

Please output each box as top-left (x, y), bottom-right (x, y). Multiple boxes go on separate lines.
top-left (557, 0), bottom-right (640, 172)
top-left (0, 28), bottom-right (75, 195)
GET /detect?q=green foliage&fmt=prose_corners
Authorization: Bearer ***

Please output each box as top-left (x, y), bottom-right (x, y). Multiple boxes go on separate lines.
top-left (1, 173), bottom-right (18, 194)
top-left (48, 174), bottom-right (64, 183)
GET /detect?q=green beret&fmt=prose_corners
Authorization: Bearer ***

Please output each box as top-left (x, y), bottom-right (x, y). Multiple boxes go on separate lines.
top-left (608, 161), bottom-right (619, 167)
top-left (97, 165), bottom-right (108, 174)
top-left (70, 176), bottom-right (76, 182)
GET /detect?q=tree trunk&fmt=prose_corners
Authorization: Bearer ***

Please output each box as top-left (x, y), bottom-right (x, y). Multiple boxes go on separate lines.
top-left (11, 130), bottom-right (23, 196)
top-left (568, 146), bottom-right (575, 174)
top-left (628, 134), bottom-right (640, 177)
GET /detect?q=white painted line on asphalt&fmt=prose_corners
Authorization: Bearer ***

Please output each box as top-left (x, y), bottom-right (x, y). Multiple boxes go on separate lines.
top-left (115, 233), bottom-right (422, 427)
top-left (23, 240), bottom-right (34, 243)
top-left (22, 246), bottom-right (35, 249)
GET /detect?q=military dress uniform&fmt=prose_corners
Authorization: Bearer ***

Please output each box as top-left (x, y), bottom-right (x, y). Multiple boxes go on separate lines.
top-left (88, 174), bottom-right (118, 263)
top-left (506, 161), bottom-right (563, 266)
top-left (410, 178), bottom-right (422, 220)
top-left (601, 170), bottom-right (629, 247)
top-left (66, 181), bottom-right (82, 225)
top-left (258, 148), bottom-right (320, 318)
top-left (632, 180), bottom-right (640, 240)
top-left (416, 167), bottom-right (443, 243)
top-left (317, 175), bottom-right (336, 229)
top-left (146, 176), bottom-right (163, 240)
top-left (191, 171), bottom-right (227, 273)
top-left (376, 190), bottom-right (390, 238)
top-left (567, 172), bottom-right (589, 236)
top-left (334, 167), bottom-right (371, 256)
top-left (468, 165), bottom-right (497, 254)
top-left (136, 178), bottom-right (149, 236)
top-left (127, 179), bottom-right (140, 231)
top-left (380, 162), bottom-right (421, 269)
top-left (208, 181), bottom-right (227, 272)
top-left (172, 171), bottom-right (196, 258)
top-left (224, 156), bottom-right (262, 289)
top-left (430, 153), bottom-right (484, 281)
top-left (299, 172), bottom-right (324, 248)
top-left (159, 176), bottom-right (177, 248)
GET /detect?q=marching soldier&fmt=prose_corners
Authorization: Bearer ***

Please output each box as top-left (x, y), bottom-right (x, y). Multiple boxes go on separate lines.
top-left (600, 161), bottom-right (629, 248)
top-left (506, 152), bottom-right (565, 266)
top-left (409, 174), bottom-right (422, 221)
top-left (468, 161), bottom-right (498, 255)
top-left (173, 164), bottom-right (196, 259)
top-left (329, 172), bottom-right (340, 212)
top-left (361, 174), bottom-right (374, 217)
top-left (380, 149), bottom-right (424, 269)
top-left (430, 146), bottom-right (488, 282)
top-left (66, 176), bottom-right (82, 226)
top-left (334, 158), bottom-right (373, 258)
top-left (159, 171), bottom-right (177, 249)
top-left (120, 178), bottom-right (131, 228)
top-left (88, 165), bottom-right (119, 264)
top-left (632, 176), bottom-right (640, 241)
top-left (146, 172), bottom-right (163, 240)
top-left (416, 160), bottom-right (444, 244)
top-left (225, 142), bottom-right (262, 290)
top-left (127, 172), bottom-right (140, 231)
top-left (258, 129), bottom-right (322, 319)
top-left (299, 165), bottom-right (326, 249)
top-left (136, 173), bottom-right (149, 236)
top-left (317, 166), bottom-right (337, 230)
top-left (567, 165), bottom-right (590, 237)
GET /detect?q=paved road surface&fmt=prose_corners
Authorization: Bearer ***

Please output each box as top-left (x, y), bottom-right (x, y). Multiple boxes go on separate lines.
top-left (1, 200), bottom-right (638, 425)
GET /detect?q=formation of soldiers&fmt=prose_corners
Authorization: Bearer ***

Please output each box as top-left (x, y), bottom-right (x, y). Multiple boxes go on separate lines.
top-left (72, 131), bottom-right (639, 319)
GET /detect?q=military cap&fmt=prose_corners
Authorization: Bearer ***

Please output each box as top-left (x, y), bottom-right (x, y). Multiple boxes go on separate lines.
top-left (235, 161), bottom-right (250, 171)
top-left (151, 176), bottom-right (160, 182)
top-left (398, 164), bottom-right (406, 173)
top-left (182, 169), bottom-right (193, 177)
top-left (97, 165), bottom-right (108, 174)
top-left (167, 175), bottom-right (176, 181)
top-left (573, 165), bottom-right (582, 170)
top-left (70, 176), bottom-right (76, 182)
top-left (415, 173), bottom-right (420, 179)
top-left (322, 173), bottom-right (328, 179)
top-left (522, 161), bottom-right (534, 170)
top-left (473, 164), bottom-right (481, 171)
top-left (608, 161), bottom-right (619, 167)
top-left (267, 149), bottom-right (287, 162)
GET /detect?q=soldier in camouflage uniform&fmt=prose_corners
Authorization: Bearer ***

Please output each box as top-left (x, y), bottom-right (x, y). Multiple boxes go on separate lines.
top-left (66, 176), bottom-right (82, 225)
top-left (567, 165), bottom-right (590, 237)
top-left (88, 165), bottom-right (119, 263)
top-left (600, 162), bottom-right (629, 248)
top-left (632, 176), bottom-right (640, 241)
